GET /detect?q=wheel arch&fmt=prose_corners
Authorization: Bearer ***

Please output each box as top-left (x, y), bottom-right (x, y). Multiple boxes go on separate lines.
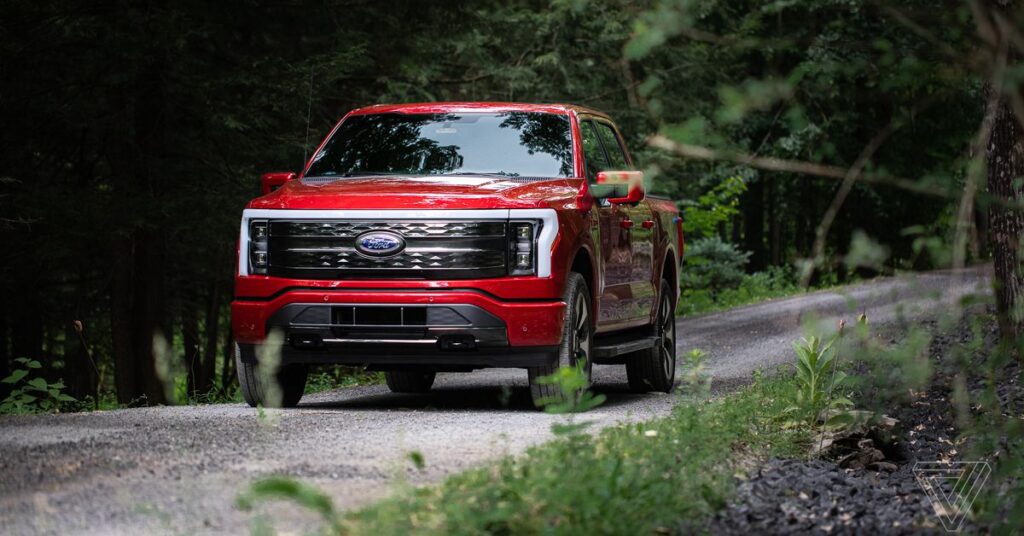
top-left (661, 249), bottom-right (679, 304)
top-left (569, 246), bottom-right (598, 323)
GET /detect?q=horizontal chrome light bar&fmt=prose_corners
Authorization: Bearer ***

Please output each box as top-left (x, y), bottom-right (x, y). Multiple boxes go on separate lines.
top-left (238, 208), bottom-right (558, 277)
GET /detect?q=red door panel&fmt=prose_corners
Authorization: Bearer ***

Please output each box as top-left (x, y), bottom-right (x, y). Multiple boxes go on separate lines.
top-left (626, 201), bottom-right (656, 322)
top-left (597, 203), bottom-right (634, 326)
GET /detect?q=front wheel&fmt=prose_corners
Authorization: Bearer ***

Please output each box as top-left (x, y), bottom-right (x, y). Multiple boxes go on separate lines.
top-left (235, 343), bottom-right (308, 408)
top-left (626, 280), bottom-right (677, 393)
top-left (528, 272), bottom-right (593, 408)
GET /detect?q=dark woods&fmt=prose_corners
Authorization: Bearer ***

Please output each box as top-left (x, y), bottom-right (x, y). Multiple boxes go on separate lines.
top-left (0, 1), bottom-right (1019, 404)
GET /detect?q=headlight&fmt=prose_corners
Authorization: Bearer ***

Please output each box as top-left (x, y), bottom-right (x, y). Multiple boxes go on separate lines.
top-left (249, 219), bottom-right (269, 274)
top-left (509, 221), bottom-right (539, 276)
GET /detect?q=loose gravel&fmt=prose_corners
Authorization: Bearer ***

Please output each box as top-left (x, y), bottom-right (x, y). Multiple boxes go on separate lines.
top-left (0, 267), bottom-right (991, 535)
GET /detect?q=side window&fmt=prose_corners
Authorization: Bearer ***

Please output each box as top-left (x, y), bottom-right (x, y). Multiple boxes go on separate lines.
top-left (580, 120), bottom-right (608, 182)
top-left (596, 122), bottom-right (630, 170)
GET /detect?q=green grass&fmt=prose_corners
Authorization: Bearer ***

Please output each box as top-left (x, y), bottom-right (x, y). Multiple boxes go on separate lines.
top-left (239, 373), bottom-right (809, 535)
top-left (305, 366), bottom-right (383, 394)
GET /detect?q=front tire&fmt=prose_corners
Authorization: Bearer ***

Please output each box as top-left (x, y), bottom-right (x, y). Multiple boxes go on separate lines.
top-left (528, 272), bottom-right (593, 408)
top-left (235, 343), bottom-right (308, 408)
top-left (385, 370), bottom-right (436, 393)
top-left (626, 279), bottom-right (677, 393)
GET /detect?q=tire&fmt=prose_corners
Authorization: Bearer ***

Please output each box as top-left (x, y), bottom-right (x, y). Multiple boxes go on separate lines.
top-left (235, 343), bottom-right (308, 408)
top-left (626, 279), bottom-right (677, 393)
top-left (528, 272), bottom-right (593, 408)
top-left (385, 370), bottom-right (436, 393)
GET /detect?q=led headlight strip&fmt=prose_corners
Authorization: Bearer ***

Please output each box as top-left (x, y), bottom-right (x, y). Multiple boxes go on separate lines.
top-left (238, 209), bottom-right (558, 278)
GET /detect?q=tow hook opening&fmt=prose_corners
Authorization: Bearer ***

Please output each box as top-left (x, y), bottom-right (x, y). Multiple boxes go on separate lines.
top-left (290, 333), bottom-right (324, 349)
top-left (439, 335), bottom-right (476, 351)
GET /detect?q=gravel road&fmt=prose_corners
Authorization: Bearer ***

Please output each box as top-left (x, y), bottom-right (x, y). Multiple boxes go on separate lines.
top-left (0, 267), bottom-right (990, 535)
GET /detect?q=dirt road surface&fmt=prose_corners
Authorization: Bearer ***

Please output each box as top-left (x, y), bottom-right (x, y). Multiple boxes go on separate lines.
top-left (0, 267), bottom-right (989, 535)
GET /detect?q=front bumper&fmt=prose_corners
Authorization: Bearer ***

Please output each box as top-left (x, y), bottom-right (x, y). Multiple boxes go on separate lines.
top-left (232, 289), bottom-right (566, 368)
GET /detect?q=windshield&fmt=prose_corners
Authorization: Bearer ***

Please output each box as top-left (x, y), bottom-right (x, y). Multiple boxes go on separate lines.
top-left (304, 112), bottom-right (573, 179)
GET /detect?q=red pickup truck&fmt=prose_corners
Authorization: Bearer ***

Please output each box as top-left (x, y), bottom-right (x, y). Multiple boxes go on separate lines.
top-left (231, 102), bottom-right (683, 408)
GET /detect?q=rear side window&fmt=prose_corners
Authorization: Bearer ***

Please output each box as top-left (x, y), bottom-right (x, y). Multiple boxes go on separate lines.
top-left (580, 120), bottom-right (608, 182)
top-left (596, 122), bottom-right (630, 170)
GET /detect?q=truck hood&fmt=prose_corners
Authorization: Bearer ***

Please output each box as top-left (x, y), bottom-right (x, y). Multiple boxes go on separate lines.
top-left (247, 176), bottom-right (584, 210)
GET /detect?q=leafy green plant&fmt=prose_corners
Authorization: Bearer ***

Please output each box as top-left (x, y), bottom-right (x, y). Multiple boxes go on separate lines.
top-left (237, 476), bottom-right (342, 535)
top-left (536, 362), bottom-right (606, 414)
top-left (680, 348), bottom-right (711, 396)
top-left (784, 334), bottom-right (854, 429)
top-left (0, 358), bottom-right (76, 414)
top-left (681, 175), bottom-right (746, 239)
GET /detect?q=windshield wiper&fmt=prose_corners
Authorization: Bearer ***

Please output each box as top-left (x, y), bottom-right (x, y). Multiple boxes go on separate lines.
top-left (304, 172), bottom-right (395, 180)
top-left (340, 171), bottom-right (396, 177)
top-left (438, 171), bottom-right (521, 178)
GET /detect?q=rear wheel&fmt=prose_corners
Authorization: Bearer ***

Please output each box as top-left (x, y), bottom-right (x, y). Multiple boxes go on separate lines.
top-left (235, 343), bottom-right (308, 407)
top-left (528, 272), bottom-right (593, 408)
top-left (384, 370), bottom-right (436, 393)
top-left (626, 280), bottom-right (677, 393)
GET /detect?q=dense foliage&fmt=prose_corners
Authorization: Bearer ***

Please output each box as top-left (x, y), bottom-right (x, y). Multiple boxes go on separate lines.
top-left (678, 236), bottom-right (750, 296)
top-left (0, 0), bottom-right (1011, 405)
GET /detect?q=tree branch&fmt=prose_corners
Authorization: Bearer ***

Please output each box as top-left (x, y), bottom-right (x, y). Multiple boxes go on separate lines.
top-left (646, 135), bottom-right (953, 199)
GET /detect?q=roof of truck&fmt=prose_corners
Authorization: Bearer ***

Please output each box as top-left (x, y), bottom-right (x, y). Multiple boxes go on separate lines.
top-left (346, 101), bottom-right (612, 119)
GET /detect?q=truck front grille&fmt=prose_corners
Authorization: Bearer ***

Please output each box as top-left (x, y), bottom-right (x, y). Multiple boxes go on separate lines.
top-left (272, 220), bottom-right (505, 238)
top-left (266, 219), bottom-right (507, 279)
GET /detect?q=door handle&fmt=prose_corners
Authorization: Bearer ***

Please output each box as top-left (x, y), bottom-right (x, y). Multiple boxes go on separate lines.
top-left (620, 219), bottom-right (634, 229)
top-left (642, 220), bottom-right (654, 229)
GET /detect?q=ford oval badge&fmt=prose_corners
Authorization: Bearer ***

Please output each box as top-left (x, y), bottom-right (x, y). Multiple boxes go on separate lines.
top-left (355, 231), bottom-right (405, 257)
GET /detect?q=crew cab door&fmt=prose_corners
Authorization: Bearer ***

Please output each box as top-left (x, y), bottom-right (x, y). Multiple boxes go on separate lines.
top-left (594, 121), bottom-right (655, 323)
top-left (580, 119), bottom-right (633, 327)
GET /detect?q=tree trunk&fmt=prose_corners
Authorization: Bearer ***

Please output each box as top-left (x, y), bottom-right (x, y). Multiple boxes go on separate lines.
top-left (63, 319), bottom-right (96, 402)
top-left (111, 230), bottom-right (170, 405)
top-left (111, 234), bottom-right (139, 403)
top-left (132, 228), bottom-right (169, 405)
top-left (795, 180), bottom-right (811, 257)
top-left (200, 280), bottom-right (222, 394)
top-left (742, 177), bottom-right (766, 272)
top-left (975, 196), bottom-right (989, 256)
top-left (0, 315), bottom-right (9, 398)
top-left (221, 331), bottom-right (235, 396)
top-left (768, 176), bottom-right (782, 266)
top-left (987, 91), bottom-right (1024, 342)
top-left (983, 0), bottom-right (1024, 347)
top-left (110, 49), bottom-right (172, 406)
top-left (182, 295), bottom-right (201, 397)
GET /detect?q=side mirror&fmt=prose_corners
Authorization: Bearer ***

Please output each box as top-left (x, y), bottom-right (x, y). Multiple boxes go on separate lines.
top-left (261, 172), bottom-right (296, 195)
top-left (593, 171), bottom-right (644, 205)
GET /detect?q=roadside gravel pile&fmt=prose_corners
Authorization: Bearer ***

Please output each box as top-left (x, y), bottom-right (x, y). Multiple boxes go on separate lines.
top-left (703, 311), bottom-right (1015, 535)
top-left (705, 458), bottom-right (940, 534)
